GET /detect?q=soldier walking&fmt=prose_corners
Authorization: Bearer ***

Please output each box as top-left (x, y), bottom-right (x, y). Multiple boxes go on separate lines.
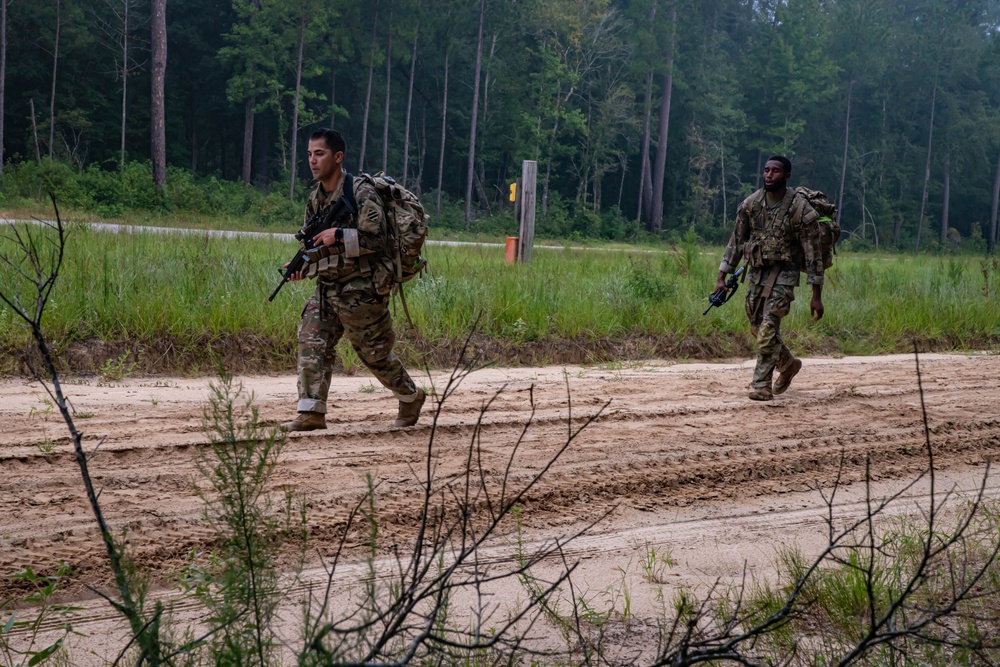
top-left (715, 155), bottom-right (827, 401)
top-left (281, 129), bottom-right (425, 431)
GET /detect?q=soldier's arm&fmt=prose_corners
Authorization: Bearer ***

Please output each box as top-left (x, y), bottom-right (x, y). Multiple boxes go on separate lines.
top-left (314, 186), bottom-right (388, 258)
top-left (717, 202), bottom-right (750, 289)
top-left (351, 190), bottom-right (388, 255)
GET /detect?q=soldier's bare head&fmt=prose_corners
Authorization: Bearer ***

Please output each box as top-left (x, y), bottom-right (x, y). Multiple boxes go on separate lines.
top-left (763, 155), bottom-right (791, 193)
top-left (310, 129), bottom-right (346, 155)
top-left (308, 129), bottom-right (346, 187)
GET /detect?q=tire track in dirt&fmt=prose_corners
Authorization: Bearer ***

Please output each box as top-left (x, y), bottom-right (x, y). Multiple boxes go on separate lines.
top-left (1, 353), bottom-right (998, 601)
top-left (13, 471), bottom-right (1000, 640)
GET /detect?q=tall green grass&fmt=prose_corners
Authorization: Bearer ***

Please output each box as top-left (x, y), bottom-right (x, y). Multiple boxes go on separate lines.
top-left (1, 224), bottom-right (998, 374)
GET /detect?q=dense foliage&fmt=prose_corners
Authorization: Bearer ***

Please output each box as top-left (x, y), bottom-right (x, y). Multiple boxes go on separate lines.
top-left (1, 0), bottom-right (999, 249)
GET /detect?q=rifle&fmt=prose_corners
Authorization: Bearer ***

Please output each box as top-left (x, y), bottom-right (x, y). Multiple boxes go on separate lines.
top-left (702, 265), bottom-right (745, 315)
top-left (268, 191), bottom-right (357, 302)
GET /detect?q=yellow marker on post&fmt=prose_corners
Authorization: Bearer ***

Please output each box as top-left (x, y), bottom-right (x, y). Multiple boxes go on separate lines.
top-left (509, 182), bottom-right (517, 202)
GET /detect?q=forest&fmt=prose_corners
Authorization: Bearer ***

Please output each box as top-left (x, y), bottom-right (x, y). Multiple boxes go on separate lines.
top-left (1, 0), bottom-right (999, 250)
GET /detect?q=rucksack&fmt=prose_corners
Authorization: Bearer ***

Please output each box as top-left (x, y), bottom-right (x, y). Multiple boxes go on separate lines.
top-left (357, 172), bottom-right (429, 283)
top-left (794, 187), bottom-right (840, 271)
top-left (357, 172), bottom-right (429, 325)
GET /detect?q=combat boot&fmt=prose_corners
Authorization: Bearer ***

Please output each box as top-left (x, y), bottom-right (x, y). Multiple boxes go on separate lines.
top-left (393, 389), bottom-right (426, 427)
top-left (773, 358), bottom-right (803, 395)
top-left (748, 386), bottom-right (773, 401)
top-left (280, 411), bottom-right (327, 432)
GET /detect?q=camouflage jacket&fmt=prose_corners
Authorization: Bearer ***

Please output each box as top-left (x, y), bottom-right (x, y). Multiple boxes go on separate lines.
top-left (302, 171), bottom-right (394, 293)
top-left (719, 188), bottom-right (826, 287)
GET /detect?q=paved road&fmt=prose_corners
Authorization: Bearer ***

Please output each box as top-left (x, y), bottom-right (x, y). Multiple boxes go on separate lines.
top-left (1, 217), bottom-right (668, 253)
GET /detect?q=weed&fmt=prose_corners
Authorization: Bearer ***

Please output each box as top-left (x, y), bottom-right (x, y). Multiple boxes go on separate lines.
top-left (359, 383), bottom-right (378, 394)
top-left (74, 411), bottom-right (95, 419)
top-left (638, 540), bottom-right (674, 583)
top-left (99, 349), bottom-right (140, 382)
top-left (28, 400), bottom-right (54, 420)
top-left (1, 563), bottom-right (78, 667)
top-left (36, 435), bottom-right (55, 453)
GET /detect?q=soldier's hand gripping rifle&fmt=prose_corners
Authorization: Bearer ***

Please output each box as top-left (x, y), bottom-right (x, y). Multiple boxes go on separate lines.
top-left (702, 265), bottom-right (745, 315)
top-left (268, 194), bottom-right (356, 302)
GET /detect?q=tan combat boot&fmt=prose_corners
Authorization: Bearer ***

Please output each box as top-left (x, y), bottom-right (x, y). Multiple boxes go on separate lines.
top-left (393, 389), bottom-right (426, 427)
top-left (773, 358), bottom-right (803, 395)
top-left (748, 386), bottom-right (773, 401)
top-left (280, 411), bottom-right (327, 432)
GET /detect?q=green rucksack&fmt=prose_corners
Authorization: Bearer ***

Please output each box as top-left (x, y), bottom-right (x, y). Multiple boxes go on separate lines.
top-left (794, 187), bottom-right (840, 270)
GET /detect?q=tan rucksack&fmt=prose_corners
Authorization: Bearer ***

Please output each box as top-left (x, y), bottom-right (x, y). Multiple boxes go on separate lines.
top-left (357, 172), bottom-right (429, 283)
top-left (794, 187), bottom-right (840, 270)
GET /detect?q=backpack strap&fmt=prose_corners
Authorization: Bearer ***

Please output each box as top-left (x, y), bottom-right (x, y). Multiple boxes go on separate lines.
top-left (343, 171), bottom-right (358, 213)
top-left (771, 188), bottom-right (796, 232)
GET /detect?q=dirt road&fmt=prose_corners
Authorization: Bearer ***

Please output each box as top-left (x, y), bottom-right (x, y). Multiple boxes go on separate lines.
top-left (2, 352), bottom-right (999, 654)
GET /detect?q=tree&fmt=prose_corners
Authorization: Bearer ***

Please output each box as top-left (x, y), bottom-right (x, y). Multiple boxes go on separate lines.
top-left (401, 24), bottom-right (417, 187)
top-left (0, 0), bottom-right (7, 174)
top-left (358, 2), bottom-right (380, 173)
top-left (92, 0), bottom-right (144, 168)
top-left (287, 2), bottom-right (307, 199)
top-left (47, 0), bottom-right (61, 160)
top-left (649, 0), bottom-right (676, 234)
top-left (219, 0), bottom-right (273, 186)
top-left (463, 0), bottom-right (486, 229)
top-left (150, 0), bottom-right (166, 188)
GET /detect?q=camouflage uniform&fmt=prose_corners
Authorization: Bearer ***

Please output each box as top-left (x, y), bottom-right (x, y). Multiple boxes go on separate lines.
top-left (295, 172), bottom-right (419, 414)
top-left (719, 188), bottom-right (825, 391)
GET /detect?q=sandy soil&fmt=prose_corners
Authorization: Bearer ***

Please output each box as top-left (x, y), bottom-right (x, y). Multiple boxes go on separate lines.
top-left (2, 352), bottom-right (1000, 661)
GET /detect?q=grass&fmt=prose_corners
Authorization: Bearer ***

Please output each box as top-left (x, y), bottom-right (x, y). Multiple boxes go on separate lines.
top-left (2, 222), bottom-right (999, 375)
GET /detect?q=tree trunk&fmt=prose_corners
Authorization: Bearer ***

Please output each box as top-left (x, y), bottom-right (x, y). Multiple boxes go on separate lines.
top-left (330, 70), bottom-right (337, 130)
top-left (914, 78), bottom-right (937, 253)
top-left (358, 5), bottom-right (379, 173)
top-left (636, 67), bottom-right (653, 226)
top-left (415, 103), bottom-right (426, 194)
top-left (401, 26), bottom-right (418, 187)
top-left (381, 18), bottom-right (392, 174)
top-left (475, 158), bottom-right (490, 214)
top-left (464, 0), bottom-right (487, 230)
top-left (242, 96), bottom-right (254, 185)
top-left (939, 154), bottom-right (950, 245)
top-left (48, 0), bottom-right (61, 160)
top-left (541, 159), bottom-right (552, 218)
top-left (892, 180), bottom-right (905, 246)
top-left (190, 109), bottom-right (197, 173)
top-left (119, 0), bottom-right (129, 169)
top-left (650, 1), bottom-right (677, 234)
top-left (720, 140), bottom-right (727, 224)
top-left (436, 49), bottom-right (448, 215)
top-left (837, 79), bottom-right (853, 228)
top-left (989, 151), bottom-right (1000, 255)
top-left (0, 0), bottom-right (7, 174)
top-left (150, 0), bottom-right (167, 188)
top-left (30, 98), bottom-right (41, 164)
top-left (288, 9), bottom-right (306, 200)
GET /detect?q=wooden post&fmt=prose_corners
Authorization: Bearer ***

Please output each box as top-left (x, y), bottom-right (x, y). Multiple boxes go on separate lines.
top-left (518, 160), bottom-right (537, 264)
top-left (513, 177), bottom-right (522, 224)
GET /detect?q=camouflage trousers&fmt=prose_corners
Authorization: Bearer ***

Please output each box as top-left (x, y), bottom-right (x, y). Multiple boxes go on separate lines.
top-left (744, 283), bottom-right (796, 389)
top-left (296, 277), bottom-right (417, 414)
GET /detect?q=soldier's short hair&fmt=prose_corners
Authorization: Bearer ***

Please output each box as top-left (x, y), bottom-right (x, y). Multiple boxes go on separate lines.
top-left (311, 128), bottom-right (346, 155)
top-left (767, 155), bottom-right (792, 175)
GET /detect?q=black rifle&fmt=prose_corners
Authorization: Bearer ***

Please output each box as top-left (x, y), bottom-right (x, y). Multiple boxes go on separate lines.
top-left (702, 265), bottom-right (745, 315)
top-left (268, 186), bottom-right (357, 302)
